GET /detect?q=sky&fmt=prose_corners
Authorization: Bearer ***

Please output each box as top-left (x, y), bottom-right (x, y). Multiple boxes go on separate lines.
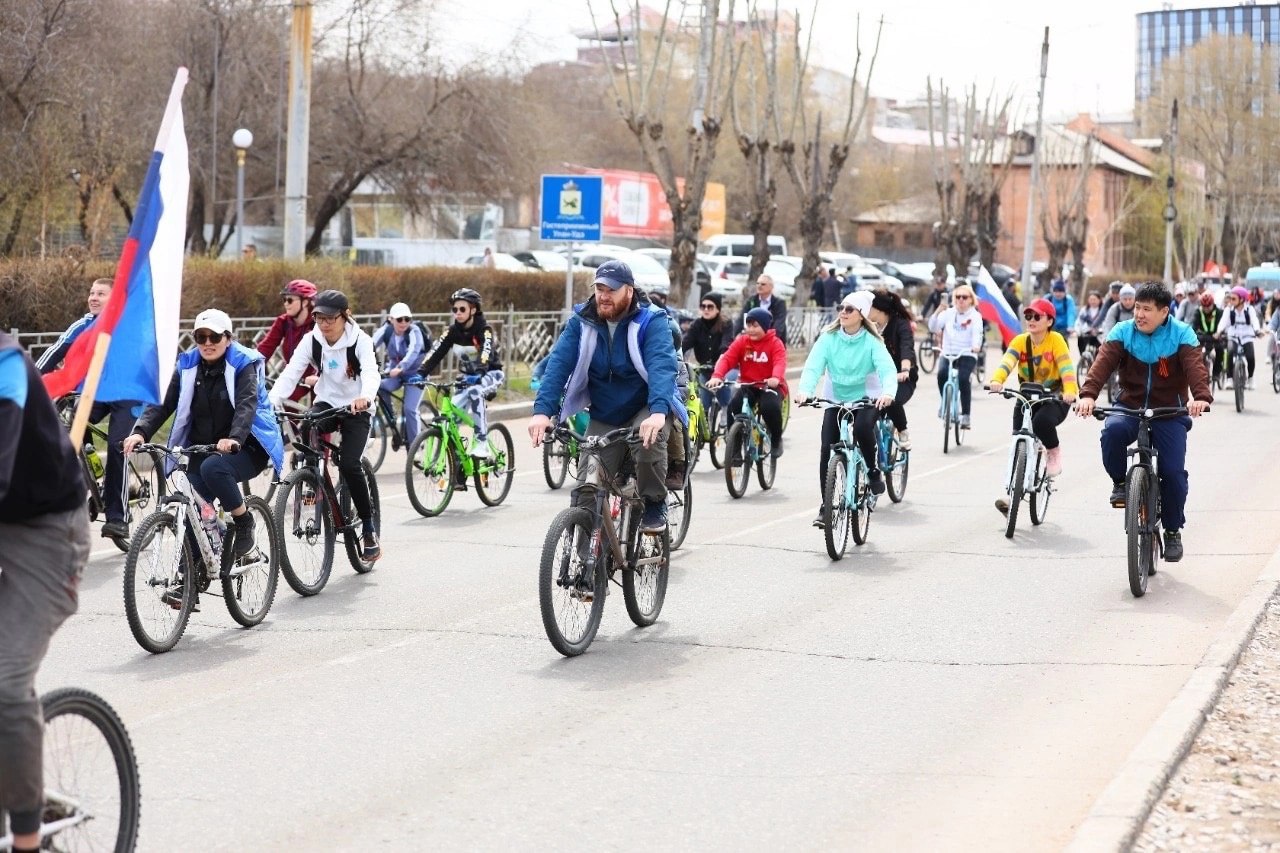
top-left (428, 0), bottom-right (1191, 121)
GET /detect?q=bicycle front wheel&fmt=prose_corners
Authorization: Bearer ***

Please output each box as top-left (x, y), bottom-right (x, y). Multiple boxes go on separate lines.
top-left (365, 411), bottom-right (389, 473)
top-left (123, 510), bottom-right (196, 654)
top-left (1126, 468), bottom-right (1154, 597)
top-left (1004, 443), bottom-right (1026, 539)
top-left (624, 525), bottom-right (670, 627)
top-left (405, 426), bottom-right (455, 517)
top-left (886, 442), bottom-right (909, 504)
top-left (724, 421), bottom-right (751, 499)
top-left (340, 458), bottom-right (381, 573)
top-left (918, 341), bottom-right (937, 374)
top-left (851, 461), bottom-right (871, 546)
top-left (1272, 357), bottom-right (1280, 393)
top-left (823, 454), bottom-right (850, 560)
top-left (667, 479), bottom-right (693, 550)
top-left (40, 687), bottom-right (141, 853)
top-left (1234, 357), bottom-right (1246, 412)
top-left (942, 385), bottom-right (954, 454)
top-left (273, 467), bottom-right (335, 596)
top-left (538, 507), bottom-right (607, 657)
top-left (221, 495), bottom-right (280, 627)
top-left (1029, 448), bottom-right (1051, 525)
top-left (474, 423), bottom-right (515, 506)
top-left (118, 449), bottom-right (168, 552)
top-left (542, 436), bottom-right (570, 489)
top-left (707, 402), bottom-right (726, 469)
top-left (755, 428), bottom-right (776, 491)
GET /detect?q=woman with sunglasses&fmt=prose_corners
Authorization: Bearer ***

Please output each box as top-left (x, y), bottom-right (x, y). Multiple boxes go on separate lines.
top-left (681, 292), bottom-right (736, 423)
top-left (372, 302), bottom-right (430, 447)
top-left (418, 288), bottom-right (504, 458)
top-left (987, 298), bottom-right (1077, 493)
top-left (257, 279), bottom-right (317, 402)
top-left (927, 282), bottom-right (984, 429)
top-left (125, 309), bottom-right (285, 558)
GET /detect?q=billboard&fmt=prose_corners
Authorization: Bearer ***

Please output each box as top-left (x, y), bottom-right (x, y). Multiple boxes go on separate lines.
top-left (574, 167), bottom-right (726, 242)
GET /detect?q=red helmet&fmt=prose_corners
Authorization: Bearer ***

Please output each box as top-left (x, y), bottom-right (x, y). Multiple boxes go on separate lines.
top-left (1199, 291), bottom-right (1215, 307)
top-left (281, 279), bottom-right (317, 300)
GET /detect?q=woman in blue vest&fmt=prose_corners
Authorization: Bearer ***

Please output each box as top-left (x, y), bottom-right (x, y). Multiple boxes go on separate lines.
top-left (124, 309), bottom-right (284, 558)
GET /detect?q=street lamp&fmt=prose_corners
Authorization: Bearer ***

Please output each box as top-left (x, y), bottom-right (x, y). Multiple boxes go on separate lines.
top-left (232, 128), bottom-right (253, 258)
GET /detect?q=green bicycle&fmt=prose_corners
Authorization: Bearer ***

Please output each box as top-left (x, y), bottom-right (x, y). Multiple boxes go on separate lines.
top-left (404, 380), bottom-right (515, 517)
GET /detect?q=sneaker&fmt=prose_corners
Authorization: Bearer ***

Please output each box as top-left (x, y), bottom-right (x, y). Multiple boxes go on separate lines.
top-left (640, 500), bottom-right (667, 533)
top-left (1247, 377), bottom-right (1255, 390)
top-left (813, 506), bottom-right (827, 529)
top-left (1045, 446), bottom-right (1063, 478)
top-left (995, 498), bottom-right (1009, 515)
top-left (101, 520), bottom-right (129, 540)
top-left (960, 414), bottom-right (971, 429)
top-left (664, 464), bottom-right (687, 491)
top-left (868, 469), bottom-right (886, 496)
top-left (469, 435), bottom-right (491, 459)
top-left (896, 429), bottom-right (911, 451)
top-left (361, 532), bottom-right (382, 562)
top-left (1163, 529), bottom-right (1184, 562)
top-left (771, 436), bottom-right (784, 459)
top-left (231, 514), bottom-right (256, 558)
top-left (1109, 482), bottom-right (1126, 507)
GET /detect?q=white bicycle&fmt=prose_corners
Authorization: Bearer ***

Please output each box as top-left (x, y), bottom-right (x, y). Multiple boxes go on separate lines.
top-left (990, 383), bottom-right (1059, 538)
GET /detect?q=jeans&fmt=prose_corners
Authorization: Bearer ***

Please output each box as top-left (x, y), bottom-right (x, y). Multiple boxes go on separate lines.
top-left (305, 403), bottom-right (374, 525)
top-left (186, 445), bottom-right (270, 514)
top-left (573, 410), bottom-right (670, 505)
top-left (1100, 414), bottom-right (1191, 530)
top-left (884, 380), bottom-right (916, 432)
top-left (1012, 399), bottom-right (1070, 450)
top-left (89, 399), bottom-right (142, 523)
top-left (937, 355), bottom-right (976, 415)
top-left (378, 374), bottom-right (425, 446)
top-left (818, 406), bottom-right (879, 501)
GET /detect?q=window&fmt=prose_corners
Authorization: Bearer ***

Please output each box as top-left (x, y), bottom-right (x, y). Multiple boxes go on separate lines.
top-left (874, 228), bottom-right (893, 247)
top-left (352, 204), bottom-right (377, 239)
top-left (904, 230), bottom-right (924, 249)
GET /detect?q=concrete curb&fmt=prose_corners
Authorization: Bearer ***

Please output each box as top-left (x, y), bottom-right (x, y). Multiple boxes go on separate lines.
top-left (1065, 544), bottom-right (1280, 852)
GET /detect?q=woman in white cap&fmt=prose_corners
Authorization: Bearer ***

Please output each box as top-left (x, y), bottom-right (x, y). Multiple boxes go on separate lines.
top-left (124, 309), bottom-right (284, 558)
top-left (927, 281), bottom-right (984, 428)
top-left (372, 301), bottom-right (430, 446)
top-left (794, 291), bottom-right (898, 528)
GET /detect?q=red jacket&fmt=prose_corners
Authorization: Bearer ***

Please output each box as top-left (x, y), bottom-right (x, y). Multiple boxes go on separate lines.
top-left (713, 329), bottom-right (789, 396)
top-left (257, 314), bottom-right (315, 402)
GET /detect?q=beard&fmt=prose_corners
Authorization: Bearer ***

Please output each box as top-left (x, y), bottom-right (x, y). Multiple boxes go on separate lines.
top-left (596, 288), bottom-right (632, 321)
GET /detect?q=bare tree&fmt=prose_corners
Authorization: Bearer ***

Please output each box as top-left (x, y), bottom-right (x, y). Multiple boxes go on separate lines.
top-left (1039, 133), bottom-right (1095, 292)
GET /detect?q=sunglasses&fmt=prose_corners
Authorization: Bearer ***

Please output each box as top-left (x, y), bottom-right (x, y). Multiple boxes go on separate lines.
top-left (314, 314), bottom-right (339, 324)
top-left (1023, 311), bottom-right (1043, 321)
top-left (282, 296), bottom-right (299, 304)
top-left (838, 305), bottom-right (857, 315)
top-left (393, 316), bottom-right (411, 322)
top-left (700, 303), bottom-right (717, 310)
top-left (954, 294), bottom-right (972, 301)
top-left (451, 306), bottom-right (470, 314)
top-left (194, 331), bottom-right (224, 345)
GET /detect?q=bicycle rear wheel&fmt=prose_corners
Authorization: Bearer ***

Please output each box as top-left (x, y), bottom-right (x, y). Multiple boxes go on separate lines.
top-left (1106, 371), bottom-right (1119, 404)
top-left (474, 423), bottom-right (515, 506)
top-left (1126, 468), bottom-right (1154, 597)
top-left (755, 427), bottom-right (776, 490)
top-left (365, 411), bottom-right (389, 473)
top-left (624, 524), bottom-right (670, 627)
top-left (116, 450), bottom-right (167, 552)
top-left (1029, 448), bottom-right (1051, 525)
top-left (954, 404), bottom-right (965, 446)
top-left (851, 460), bottom-right (871, 546)
top-left (724, 421), bottom-right (751, 499)
top-left (1076, 352), bottom-right (1094, 383)
top-left (886, 443), bottom-right (909, 503)
top-left (273, 467), bottom-right (335, 596)
top-left (538, 507), bottom-right (607, 656)
top-left (918, 341), bottom-right (937, 374)
top-left (707, 402), bottom-right (726, 469)
top-left (123, 509), bottom-right (196, 653)
top-left (340, 458), bottom-right (381, 573)
top-left (40, 687), bottom-right (140, 853)
top-left (942, 385), bottom-right (954, 454)
top-left (221, 495), bottom-right (280, 627)
top-left (542, 436), bottom-right (570, 489)
top-left (405, 426), bottom-right (455, 517)
top-left (822, 454), bottom-right (850, 560)
top-left (667, 479), bottom-right (693, 550)
top-left (1004, 443), bottom-right (1026, 539)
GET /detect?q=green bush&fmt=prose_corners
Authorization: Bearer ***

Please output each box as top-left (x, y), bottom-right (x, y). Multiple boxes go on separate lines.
top-left (1, 257), bottom-right (592, 333)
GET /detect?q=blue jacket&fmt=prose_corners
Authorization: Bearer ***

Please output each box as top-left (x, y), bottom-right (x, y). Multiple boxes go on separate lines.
top-left (169, 343), bottom-right (285, 473)
top-left (534, 293), bottom-right (681, 427)
top-left (1048, 294), bottom-right (1077, 333)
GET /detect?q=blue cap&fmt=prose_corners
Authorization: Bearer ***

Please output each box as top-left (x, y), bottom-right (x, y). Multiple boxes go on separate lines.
top-left (744, 307), bottom-right (773, 330)
top-left (1052, 280), bottom-right (1066, 292)
top-left (593, 259), bottom-right (634, 290)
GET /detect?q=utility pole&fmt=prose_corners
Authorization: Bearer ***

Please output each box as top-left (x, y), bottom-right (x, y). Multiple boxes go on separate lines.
top-left (1162, 98), bottom-right (1179, 287)
top-left (1020, 27), bottom-right (1049, 298)
top-left (282, 0), bottom-right (313, 259)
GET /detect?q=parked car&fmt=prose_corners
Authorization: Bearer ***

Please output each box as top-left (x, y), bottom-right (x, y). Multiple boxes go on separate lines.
top-left (896, 261), bottom-right (956, 286)
top-left (633, 248), bottom-right (712, 295)
top-left (863, 257), bottom-right (928, 288)
top-left (702, 233), bottom-right (788, 258)
top-left (574, 247), bottom-right (671, 295)
top-left (459, 252), bottom-right (538, 273)
top-left (704, 257), bottom-right (797, 302)
top-left (989, 263), bottom-right (1019, 286)
top-left (511, 249), bottom-right (587, 273)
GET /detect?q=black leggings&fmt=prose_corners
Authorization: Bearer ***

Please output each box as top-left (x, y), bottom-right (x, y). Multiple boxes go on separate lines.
top-left (818, 406), bottom-right (879, 500)
top-left (1077, 334), bottom-right (1101, 359)
top-left (305, 403), bottom-right (374, 525)
top-left (728, 386), bottom-right (783, 443)
top-left (884, 380), bottom-right (916, 432)
top-left (937, 355), bottom-right (976, 414)
top-left (1011, 399), bottom-right (1070, 450)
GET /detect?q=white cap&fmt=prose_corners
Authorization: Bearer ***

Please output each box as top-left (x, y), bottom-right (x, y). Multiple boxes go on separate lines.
top-left (1173, 283), bottom-right (1186, 295)
top-left (389, 302), bottom-right (412, 319)
top-left (840, 290), bottom-right (874, 317)
top-left (193, 308), bottom-right (233, 336)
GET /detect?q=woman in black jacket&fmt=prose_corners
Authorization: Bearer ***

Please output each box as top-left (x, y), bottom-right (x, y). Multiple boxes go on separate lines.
top-left (868, 291), bottom-right (918, 449)
top-left (681, 292), bottom-right (736, 421)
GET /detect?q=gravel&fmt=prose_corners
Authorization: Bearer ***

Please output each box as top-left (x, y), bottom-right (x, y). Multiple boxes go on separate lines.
top-left (1136, 597), bottom-right (1280, 851)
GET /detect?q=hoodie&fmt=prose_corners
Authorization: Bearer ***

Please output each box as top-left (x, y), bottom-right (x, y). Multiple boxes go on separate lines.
top-left (713, 329), bottom-right (788, 395)
top-left (270, 322), bottom-right (380, 409)
top-left (799, 327), bottom-right (899, 402)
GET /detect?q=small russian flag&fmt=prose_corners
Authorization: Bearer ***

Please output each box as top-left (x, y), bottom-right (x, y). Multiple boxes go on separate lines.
top-left (971, 264), bottom-right (1020, 347)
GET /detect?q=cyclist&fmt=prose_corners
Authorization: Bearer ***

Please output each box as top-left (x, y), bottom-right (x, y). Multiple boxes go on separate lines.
top-left (36, 277), bottom-right (140, 542)
top-left (1216, 285), bottom-right (1261, 389)
top-left (1264, 288), bottom-right (1280, 325)
top-left (706, 306), bottom-right (788, 459)
top-left (866, 290), bottom-right (917, 450)
top-left (1100, 283), bottom-right (1136, 335)
top-left (257, 279), bottom-right (318, 402)
top-left (527, 260), bottom-right (682, 533)
top-left (682, 291), bottom-right (736, 423)
top-left (269, 289), bottom-right (382, 561)
top-left (987, 298), bottom-right (1078, 513)
top-left (920, 273), bottom-right (950, 320)
top-left (418, 288), bottom-right (504, 459)
top-left (1101, 280), bottom-right (1124, 316)
top-left (0, 330), bottom-right (89, 853)
top-left (123, 310), bottom-right (284, 559)
top-left (1075, 290), bottom-right (1105, 359)
top-left (927, 281), bottom-right (983, 429)
top-left (1177, 279), bottom-right (1209, 323)
top-left (372, 301), bottom-right (430, 447)
top-left (795, 292), bottom-right (897, 527)
top-left (1075, 283), bottom-right (1212, 562)
top-left (1047, 280), bottom-right (1076, 340)
top-left (1190, 291), bottom-right (1224, 385)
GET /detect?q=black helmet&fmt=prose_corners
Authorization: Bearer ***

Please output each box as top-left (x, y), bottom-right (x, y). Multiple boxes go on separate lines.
top-left (451, 288), bottom-right (482, 307)
top-left (312, 289), bottom-right (349, 316)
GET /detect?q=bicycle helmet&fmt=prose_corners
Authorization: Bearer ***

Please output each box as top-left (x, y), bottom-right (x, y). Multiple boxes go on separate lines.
top-left (281, 279), bottom-right (318, 299)
top-left (451, 288), bottom-right (482, 307)
top-left (1231, 285), bottom-right (1249, 300)
top-left (1199, 291), bottom-right (1215, 307)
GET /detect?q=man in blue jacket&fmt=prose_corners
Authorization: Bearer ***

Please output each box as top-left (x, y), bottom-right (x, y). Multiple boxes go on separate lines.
top-left (528, 260), bottom-right (680, 532)
top-left (1048, 279), bottom-right (1077, 338)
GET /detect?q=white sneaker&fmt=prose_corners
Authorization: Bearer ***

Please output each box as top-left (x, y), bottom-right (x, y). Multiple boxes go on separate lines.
top-left (896, 429), bottom-right (911, 450)
top-left (469, 436), bottom-right (491, 459)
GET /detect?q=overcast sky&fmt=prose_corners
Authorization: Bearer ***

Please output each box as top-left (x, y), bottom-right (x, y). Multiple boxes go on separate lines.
top-left (428, 0), bottom-right (1191, 121)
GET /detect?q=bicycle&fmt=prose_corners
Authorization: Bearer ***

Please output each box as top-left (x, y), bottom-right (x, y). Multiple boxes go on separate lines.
top-left (1091, 404), bottom-right (1203, 597)
top-left (404, 380), bottom-right (515, 517)
top-left (690, 365), bottom-right (727, 470)
top-left (272, 408), bottom-right (381, 596)
top-left (917, 334), bottom-right (938, 374)
top-left (537, 425), bottom-right (671, 657)
top-left (0, 688), bottom-right (140, 852)
top-left (988, 384), bottom-right (1058, 539)
top-left (666, 426), bottom-right (694, 550)
top-left (801, 398), bottom-right (877, 560)
top-left (1075, 339), bottom-right (1099, 380)
top-left (937, 353), bottom-right (969, 454)
top-left (876, 411), bottom-right (909, 503)
top-left (542, 411), bottom-right (587, 490)
top-left (720, 381), bottom-right (780, 499)
top-left (123, 443), bottom-right (281, 653)
top-left (56, 394), bottom-right (166, 552)
top-left (1220, 337), bottom-right (1249, 412)
top-left (365, 373), bottom-right (439, 473)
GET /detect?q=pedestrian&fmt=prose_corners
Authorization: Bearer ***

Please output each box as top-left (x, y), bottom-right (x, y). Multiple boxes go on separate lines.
top-left (482, 247), bottom-right (496, 269)
top-left (822, 267), bottom-right (841, 310)
top-left (739, 274), bottom-right (790, 347)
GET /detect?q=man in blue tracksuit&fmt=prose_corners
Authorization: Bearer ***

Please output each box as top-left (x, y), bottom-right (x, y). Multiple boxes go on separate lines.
top-left (527, 260), bottom-right (682, 532)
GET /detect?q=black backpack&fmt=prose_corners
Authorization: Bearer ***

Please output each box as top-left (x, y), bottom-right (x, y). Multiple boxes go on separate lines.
top-left (311, 336), bottom-right (361, 379)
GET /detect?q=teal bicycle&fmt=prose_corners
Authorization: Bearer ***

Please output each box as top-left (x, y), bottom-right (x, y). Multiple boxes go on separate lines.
top-left (876, 412), bottom-right (909, 503)
top-left (802, 398), bottom-right (877, 560)
top-left (720, 380), bottom-right (779, 499)
top-left (938, 353), bottom-right (969, 454)
top-left (404, 380), bottom-right (515, 516)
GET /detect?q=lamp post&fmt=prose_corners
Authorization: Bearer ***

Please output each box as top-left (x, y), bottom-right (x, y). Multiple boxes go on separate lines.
top-left (232, 128), bottom-right (253, 258)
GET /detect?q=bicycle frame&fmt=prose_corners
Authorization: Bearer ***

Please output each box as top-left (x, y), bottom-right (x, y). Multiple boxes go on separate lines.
top-left (999, 391), bottom-right (1055, 495)
top-left (556, 426), bottom-right (645, 575)
top-left (144, 444), bottom-right (226, 575)
top-left (875, 414), bottom-right (906, 473)
top-left (726, 381), bottom-right (777, 461)
top-left (0, 789), bottom-right (89, 849)
top-left (939, 354), bottom-right (967, 419)
top-left (423, 382), bottom-right (486, 478)
top-left (279, 411), bottom-right (359, 533)
top-left (807, 398), bottom-right (875, 513)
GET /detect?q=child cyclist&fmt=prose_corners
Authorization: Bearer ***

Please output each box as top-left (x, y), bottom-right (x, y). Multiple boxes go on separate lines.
top-left (987, 297), bottom-right (1078, 514)
top-left (706, 307), bottom-right (787, 459)
top-left (418, 288), bottom-right (504, 457)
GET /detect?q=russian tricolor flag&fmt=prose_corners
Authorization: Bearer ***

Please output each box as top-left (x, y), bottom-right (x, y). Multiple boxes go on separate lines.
top-left (44, 68), bottom-right (189, 405)
top-left (971, 264), bottom-right (1020, 347)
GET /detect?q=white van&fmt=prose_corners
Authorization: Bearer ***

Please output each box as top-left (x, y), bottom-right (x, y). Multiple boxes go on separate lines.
top-left (702, 234), bottom-right (787, 258)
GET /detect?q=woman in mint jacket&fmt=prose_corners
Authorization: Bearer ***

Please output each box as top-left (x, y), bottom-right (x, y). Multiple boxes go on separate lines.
top-left (795, 291), bottom-right (899, 527)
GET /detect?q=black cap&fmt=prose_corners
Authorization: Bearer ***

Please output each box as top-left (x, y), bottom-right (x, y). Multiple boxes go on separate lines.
top-left (312, 289), bottom-right (349, 316)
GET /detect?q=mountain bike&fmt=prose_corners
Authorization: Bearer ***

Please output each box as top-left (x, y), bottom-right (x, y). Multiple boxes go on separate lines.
top-left (1220, 337), bottom-right (1249, 412)
top-left (721, 381), bottom-right (780, 499)
top-left (273, 408), bottom-right (381, 596)
top-left (365, 374), bottom-right (439, 473)
top-left (666, 426), bottom-right (694, 550)
top-left (537, 425), bottom-right (670, 657)
top-left (404, 380), bottom-right (514, 517)
top-left (917, 334), bottom-right (938, 374)
top-left (1091, 404), bottom-right (1204, 597)
top-left (0, 688), bottom-right (140, 852)
top-left (989, 384), bottom-right (1058, 539)
top-left (542, 411), bottom-right (587, 489)
top-left (801, 399), bottom-right (876, 560)
top-left (938, 354), bottom-right (969, 454)
top-left (690, 365), bottom-right (727, 469)
top-left (876, 412), bottom-right (909, 503)
top-left (123, 443), bottom-right (281, 653)
top-left (56, 395), bottom-right (166, 552)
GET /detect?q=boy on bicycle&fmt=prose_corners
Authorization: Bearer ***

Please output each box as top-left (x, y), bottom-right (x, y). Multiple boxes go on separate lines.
top-left (706, 307), bottom-right (788, 460)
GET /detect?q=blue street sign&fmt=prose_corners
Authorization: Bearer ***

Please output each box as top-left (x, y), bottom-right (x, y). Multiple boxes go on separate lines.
top-left (540, 174), bottom-right (603, 242)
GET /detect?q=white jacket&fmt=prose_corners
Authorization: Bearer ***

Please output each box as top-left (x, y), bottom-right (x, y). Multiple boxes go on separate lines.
top-left (1217, 303), bottom-right (1260, 345)
top-left (928, 306), bottom-right (984, 357)
top-left (269, 323), bottom-right (380, 408)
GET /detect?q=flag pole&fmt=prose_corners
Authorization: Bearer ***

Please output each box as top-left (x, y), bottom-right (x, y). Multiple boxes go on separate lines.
top-left (68, 334), bottom-right (113, 448)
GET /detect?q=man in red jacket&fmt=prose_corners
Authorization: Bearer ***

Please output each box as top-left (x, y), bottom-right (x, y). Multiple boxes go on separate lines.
top-left (707, 307), bottom-right (788, 458)
top-left (257, 279), bottom-right (317, 402)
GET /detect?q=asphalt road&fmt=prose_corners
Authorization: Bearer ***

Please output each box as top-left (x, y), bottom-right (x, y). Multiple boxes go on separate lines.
top-left (38, 368), bottom-right (1280, 851)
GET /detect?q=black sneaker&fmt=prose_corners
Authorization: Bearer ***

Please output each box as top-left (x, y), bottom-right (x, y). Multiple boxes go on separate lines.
top-left (995, 498), bottom-right (1009, 516)
top-left (640, 500), bottom-right (667, 533)
top-left (101, 520), bottom-right (129, 540)
top-left (771, 437), bottom-right (784, 459)
top-left (812, 506), bottom-right (827, 529)
top-left (232, 514), bottom-right (256, 558)
top-left (1163, 529), bottom-right (1183, 562)
top-left (1109, 482), bottom-right (1126, 507)
top-left (665, 464), bottom-right (686, 491)
top-left (868, 469), bottom-right (886, 496)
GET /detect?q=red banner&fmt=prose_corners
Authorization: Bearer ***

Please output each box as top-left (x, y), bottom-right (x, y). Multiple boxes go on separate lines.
top-left (573, 167), bottom-right (725, 241)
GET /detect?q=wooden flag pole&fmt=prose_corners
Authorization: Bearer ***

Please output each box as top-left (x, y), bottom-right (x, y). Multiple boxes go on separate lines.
top-left (68, 333), bottom-right (113, 449)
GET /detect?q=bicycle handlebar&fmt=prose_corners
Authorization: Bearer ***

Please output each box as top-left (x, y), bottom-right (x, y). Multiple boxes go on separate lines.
top-left (133, 442), bottom-right (220, 458)
top-left (1090, 404), bottom-right (1208, 421)
top-left (798, 397), bottom-right (875, 412)
top-left (546, 424), bottom-right (638, 450)
top-left (276, 405), bottom-right (357, 423)
top-left (985, 385), bottom-right (1064, 406)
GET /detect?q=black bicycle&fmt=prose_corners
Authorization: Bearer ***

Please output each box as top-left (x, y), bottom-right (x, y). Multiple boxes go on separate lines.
top-left (1092, 404), bottom-right (1205, 597)
top-left (366, 373), bottom-right (438, 473)
top-left (1220, 337), bottom-right (1249, 412)
top-left (537, 425), bottom-right (671, 657)
top-left (917, 334), bottom-right (938, 374)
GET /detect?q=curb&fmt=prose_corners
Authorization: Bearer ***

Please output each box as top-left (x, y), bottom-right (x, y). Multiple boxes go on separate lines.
top-left (1065, 544), bottom-right (1280, 852)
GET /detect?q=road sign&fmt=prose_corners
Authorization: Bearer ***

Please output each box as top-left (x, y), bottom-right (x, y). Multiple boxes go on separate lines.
top-left (540, 174), bottom-right (602, 242)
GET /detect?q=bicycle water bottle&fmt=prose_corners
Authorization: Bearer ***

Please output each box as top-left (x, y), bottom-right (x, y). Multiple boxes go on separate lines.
top-left (84, 444), bottom-right (105, 480)
top-left (200, 501), bottom-right (224, 557)
top-left (610, 495), bottom-right (622, 520)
